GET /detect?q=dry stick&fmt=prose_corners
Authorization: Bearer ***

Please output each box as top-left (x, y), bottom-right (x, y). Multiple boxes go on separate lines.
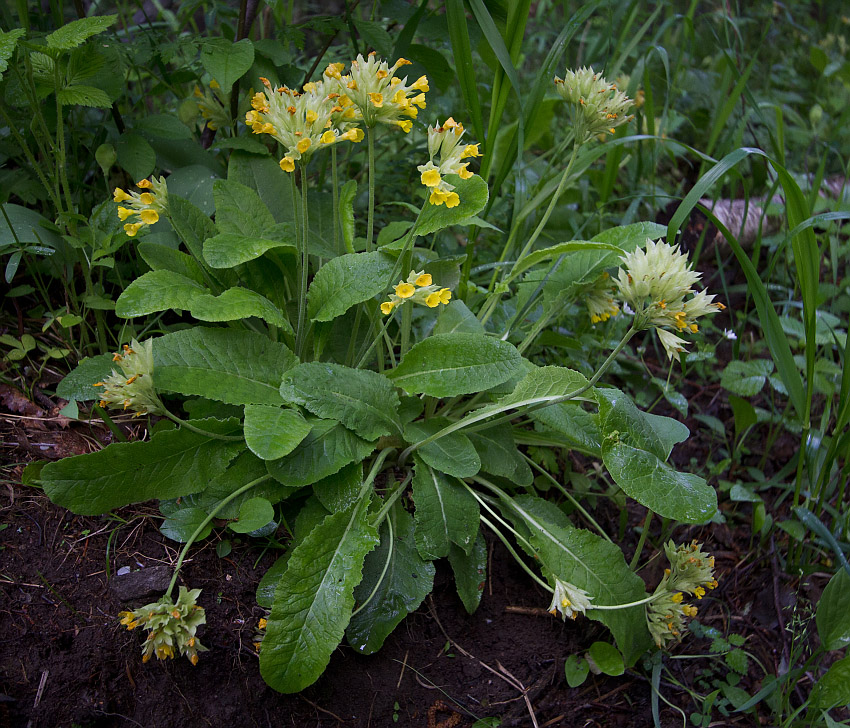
top-left (426, 597), bottom-right (540, 728)
top-left (396, 648), bottom-right (410, 689)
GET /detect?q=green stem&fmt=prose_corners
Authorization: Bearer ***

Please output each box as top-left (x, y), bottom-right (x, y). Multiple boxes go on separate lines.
top-left (479, 514), bottom-right (552, 593)
top-left (331, 144), bottom-right (342, 255)
top-left (166, 474), bottom-right (272, 598)
top-left (92, 404), bottom-right (127, 442)
top-left (355, 310), bottom-right (396, 369)
top-left (370, 471), bottom-right (411, 528)
top-left (296, 163), bottom-right (310, 358)
top-left (366, 125), bottom-right (376, 252)
top-left (163, 411), bottom-right (245, 441)
top-left (630, 511), bottom-right (653, 570)
top-left (350, 509), bottom-right (393, 617)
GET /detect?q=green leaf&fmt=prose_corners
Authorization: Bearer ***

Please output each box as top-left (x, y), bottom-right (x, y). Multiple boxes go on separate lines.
top-left (200, 38), bottom-right (255, 89)
top-left (154, 327), bottom-right (297, 406)
top-left (810, 656), bottom-right (850, 710)
top-left (507, 241), bottom-right (619, 284)
top-left (46, 15), bottom-right (117, 51)
top-left (447, 532), bottom-right (487, 614)
top-left (56, 353), bottom-right (116, 401)
top-left (190, 287), bottom-right (292, 333)
top-left (227, 152), bottom-right (295, 223)
top-left (816, 569), bottom-right (850, 651)
top-left (212, 179), bottom-right (276, 237)
top-left (280, 363), bottom-right (400, 440)
top-left (591, 221), bottom-right (666, 251)
top-left (564, 654), bottom-right (590, 687)
top-left (115, 270), bottom-right (207, 318)
top-left (138, 242), bottom-right (206, 284)
top-left (257, 554), bottom-right (289, 608)
top-left (307, 251), bottom-right (395, 322)
top-left (313, 462), bottom-right (363, 513)
top-left (160, 506), bottom-right (212, 543)
top-left (0, 29), bottom-right (26, 80)
top-left (346, 508), bottom-right (436, 654)
top-left (116, 132), bottom-right (156, 182)
top-left (588, 642), bottom-right (624, 676)
top-left (433, 299), bottom-right (485, 335)
top-left (468, 424), bottom-right (533, 487)
top-left (415, 175), bottom-right (489, 237)
top-left (41, 419), bottom-right (243, 514)
top-left (243, 405), bottom-right (312, 461)
top-left (56, 84), bottom-right (111, 107)
top-left (229, 497), bottom-right (274, 533)
top-left (387, 333), bottom-right (522, 397)
top-left (405, 419), bottom-right (481, 479)
top-left (597, 388), bottom-right (674, 460)
top-left (506, 495), bottom-right (650, 665)
top-left (134, 114), bottom-right (194, 140)
top-left (266, 418), bottom-right (374, 487)
top-left (260, 496), bottom-right (379, 693)
top-left (168, 195), bottom-right (218, 264)
top-left (412, 456), bottom-right (479, 559)
top-left (721, 359), bottom-right (774, 397)
top-left (203, 231), bottom-right (296, 268)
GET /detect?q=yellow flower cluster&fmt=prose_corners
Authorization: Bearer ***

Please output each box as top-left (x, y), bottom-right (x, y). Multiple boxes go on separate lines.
top-left (585, 272), bottom-right (620, 324)
top-left (325, 53), bottom-right (429, 131)
top-left (193, 79), bottom-right (230, 131)
top-left (381, 269), bottom-right (451, 315)
top-left (113, 177), bottom-right (168, 237)
top-left (615, 239), bottom-right (724, 360)
top-left (646, 540), bottom-right (719, 648)
top-left (93, 339), bottom-right (163, 416)
top-left (554, 66), bottom-right (634, 140)
top-left (246, 77), bottom-right (364, 172)
top-left (417, 118), bottom-right (481, 207)
top-left (118, 586), bottom-right (207, 665)
top-left (547, 578), bottom-right (593, 621)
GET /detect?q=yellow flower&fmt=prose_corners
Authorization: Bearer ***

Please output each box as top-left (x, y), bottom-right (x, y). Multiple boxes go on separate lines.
top-left (415, 273), bottom-right (432, 287)
top-left (124, 223), bottom-right (143, 237)
top-left (113, 188), bottom-right (131, 203)
top-left (394, 282), bottom-right (415, 298)
top-left (139, 209), bottom-right (159, 225)
top-left (380, 301), bottom-right (395, 315)
top-left (382, 271), bottom-right (452, 313)
top-left (117, 206), bottom-right (134, 221)
top-left (280, 157), bottom-right (295, 172)
top-left (113, 177), bottom-right (168, 237)
top-left (368, 92), bottom-right (384, 107)
top-left (671, 592), bottom-right (684, 603)
top-left (417, 118), bottom-right (479, 206)
top-left (420, 168), bottom-right (441, 187)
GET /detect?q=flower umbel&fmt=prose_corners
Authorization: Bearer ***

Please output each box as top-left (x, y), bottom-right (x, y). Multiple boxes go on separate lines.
top-left (93, 339), bottom-right (164, 416)
top-left (585, 272), bottom-right (620, 324)
top-left (548, 578), bottom-right (593, 621)
top-left (381, 269), bottom-right (451, 314)
top-left (113, 176), bottom-right (168, 237)
top-left (554, 66), bottom-right (634, 141)
top-left (118, 586), bottom-right (208, 665)
top-left (325, 53), bottom-right (428, 131)
top-left (417, 117), bottom-right (481, 208)
top-left (615, 239), bottom-right (724, 361)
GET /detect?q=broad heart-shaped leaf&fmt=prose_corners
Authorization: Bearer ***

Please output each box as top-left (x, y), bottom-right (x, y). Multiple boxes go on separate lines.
top-left (200, 38), bottom-right (254, 89)
top-left (115, 270), bottom-right (207, 318)
top-left (810, 655), bottom-right (850, 710)
top-left (229, 496), bottom-right (274, 533)
top-left (260, 495), bottom-right (379, 693)
top-left (591, 221), bottom-right (666, 252)
top-left (213, 179), bottom-right (276, 237)
top-left (307, 252), bottom-right (396, 322)
top-left (167, 195), bottom-right (218, 265)
top-left (602, 441), bottom-right (717, 523)
top-left (138, 242), bottom-right (206, 284)
top-left (816, 568), bottom-right (850, 650)
top-left (227, 152), bottom-right (295, 223)
top-left (506, 495), bottom-right (650, 665)
top-left (46, 14), bottom-right (117, 50)
top-left (203, 229), bottom-right (296, 269)
top-left (160, 506), bottom-right (212, 543)
top-left (387, 333), bottom-right (522, 397)
top-left (415, 174), bottom-right (489, 237)
top-left (467, 424), bottom-right (532, 487)
top-left (280, 363), bottom-right (401, 440)
top-left (346, 507), bottom-right (436, 654)
top-left (720, 359), bottom-right (774, 398)
top-left (189, 287), bottom-right (293, 334)
top-left (40, 418), bottom-right (243, 515)
top-left (447, 533), bottom-right (487, 614)
top-left (153, 327), bottom-right (297, 406)
top-left (116, 132), bottom-right (156, 181)
top-left (405, 419), bottom-right (480, 479)
top-left (243, 405), bottom-right (312, 460)
top-left (412, 456), bottom-right (479, 559)
top-left (56, 353), bottom-right (115, 402)
top-left (266, 418), bottom-right (374, 487)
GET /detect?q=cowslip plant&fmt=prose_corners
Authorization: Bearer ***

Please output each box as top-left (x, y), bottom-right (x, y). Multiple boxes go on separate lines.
top-left (39, 56), bottom-right (726, 693)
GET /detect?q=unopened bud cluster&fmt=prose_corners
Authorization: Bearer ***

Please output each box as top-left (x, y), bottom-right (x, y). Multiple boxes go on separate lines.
top-left (547, 578), bottom-right (593, 621)
top-left (93, 338), bottom-right (163, 416)
top-left (554, 66), bottom-right (634, 141)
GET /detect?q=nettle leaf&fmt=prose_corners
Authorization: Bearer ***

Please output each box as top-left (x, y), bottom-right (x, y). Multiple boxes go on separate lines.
top-left (266, 418), bottom-right (374, 487)
top-left (56, 353), bottom-right (115, 402)
top-left (229, 496), bottom-right (274, 533)
top-left (412, 456), bottom-right (479, 559)
top-left (307, 251), bottom-right (395, 322)
top-left (46, 15), bottom-right (117, 51)
top-left (200, 38), bottom-right (254, 88)
top-left (816, 568), bottom-right (850, 651)
top-left (189, 287), bottom-right (292, 334)
top-left (405, 419), bottom-right (480, 479)
top-left (115, 270), bottom-right (207, 317)
top-left (280, 362), bottom-right (401, 440)
top-left (260, 496), bottom-right (379, 693)
top-left (416, 174), bottom-right (489, 237)
top-left (56, 84), bottom-right (111, 107)
top-left (346, 508), bottom-right (436, 654)
top-left (468, 424), bottom-right (532, 487)
top-left (154, 327), bottom-right (297, 406)
top-left (507, 495), bottom-right (650, 665)
top-left (40, 418), bottom-right (243, 515)
top-left (213, 179), bottom-right (276, 237)
top-left (0, 29), bottom-right (26, 80)
top-left (447, 532), bottom-right (487, 614)
top-left (243, 405), bottom-right (312, 461)
top-left (138, 242), bottom-right (206, 284)
top-left (387, 333), bottom-right (522, 397)
top-left (203, 229), bottom-right (296, 269)
top-left (720, 359), bottom-right (774, 398)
